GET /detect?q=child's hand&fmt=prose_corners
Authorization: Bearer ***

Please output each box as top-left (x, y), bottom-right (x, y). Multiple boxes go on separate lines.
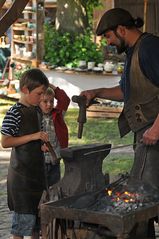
top-left (31, 131), bottom-right (49, 142)
top-left (41, 143), bottom-right (49, 152)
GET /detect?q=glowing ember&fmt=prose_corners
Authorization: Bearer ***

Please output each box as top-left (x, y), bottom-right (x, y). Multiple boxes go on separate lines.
top-left (69, 175), bottom-right (159, 214)
top-left (107, 189), bottom-right (112, 196)
top-left (106, 189), bottom-right (141, 203)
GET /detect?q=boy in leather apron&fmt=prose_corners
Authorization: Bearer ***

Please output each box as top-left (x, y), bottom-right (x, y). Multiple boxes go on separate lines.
top-left (1, 68), bottom-right (49, 239)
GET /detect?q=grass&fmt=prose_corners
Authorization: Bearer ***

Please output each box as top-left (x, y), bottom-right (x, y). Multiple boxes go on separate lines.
top-left (65, 108), bottom-right (133, 146)
top-left (65, 108), bottom-right (134, 176)
top-left (104, 154), bottom-right (133, 175)
top-left (0, 102), bottom-right (134, 177)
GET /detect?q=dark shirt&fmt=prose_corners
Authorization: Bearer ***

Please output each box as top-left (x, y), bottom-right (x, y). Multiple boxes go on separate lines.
top-left (120, 33), bottom-right (159, 102)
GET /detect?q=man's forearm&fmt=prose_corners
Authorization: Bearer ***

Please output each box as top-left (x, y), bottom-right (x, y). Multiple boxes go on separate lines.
top-left (92, 85), bottom-right (124, 101)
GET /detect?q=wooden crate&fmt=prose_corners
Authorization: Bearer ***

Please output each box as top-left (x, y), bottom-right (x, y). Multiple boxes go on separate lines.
top-left (86, 104), bottom-right (123, 118)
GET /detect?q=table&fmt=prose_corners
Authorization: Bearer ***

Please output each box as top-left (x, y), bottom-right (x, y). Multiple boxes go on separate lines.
top-left (43, 69), bottom-right (121, 107)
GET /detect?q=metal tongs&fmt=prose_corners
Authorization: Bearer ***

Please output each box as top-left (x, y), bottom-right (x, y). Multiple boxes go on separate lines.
top-left (45, 141), bottom-right (58, 164)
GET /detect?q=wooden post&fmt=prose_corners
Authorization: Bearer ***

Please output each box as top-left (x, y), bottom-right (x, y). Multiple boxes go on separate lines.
top-left (143, 0), bottom-right (148, 32)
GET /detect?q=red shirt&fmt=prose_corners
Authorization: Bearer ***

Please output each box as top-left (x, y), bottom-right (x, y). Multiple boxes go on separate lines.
top-left (52, 87), bottom-right (70, 148)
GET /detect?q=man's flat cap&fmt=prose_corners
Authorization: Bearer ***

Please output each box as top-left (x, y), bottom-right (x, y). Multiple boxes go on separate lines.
top-left (96, 8), bottom-right (134, 36)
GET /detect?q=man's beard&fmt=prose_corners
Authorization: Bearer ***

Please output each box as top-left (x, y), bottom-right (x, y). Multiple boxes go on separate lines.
top-left (116, 39), bottom-right (127, 54)
top-left (114, 31), bottom-right (127, 54)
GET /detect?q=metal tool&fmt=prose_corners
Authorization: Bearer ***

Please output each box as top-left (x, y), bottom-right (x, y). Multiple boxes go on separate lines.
top-left (72, 95), bottom-right (98, 138)
top-left (45, 141), bottom-right (58, 164)
top-left (72, 95), bottom-right (87, 138)
top-left (83, 143), bottom-right (135, 156)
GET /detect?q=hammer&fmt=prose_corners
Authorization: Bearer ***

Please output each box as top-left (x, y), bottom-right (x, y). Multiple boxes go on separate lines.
top-left (72, 95), bottom-right (87, 138)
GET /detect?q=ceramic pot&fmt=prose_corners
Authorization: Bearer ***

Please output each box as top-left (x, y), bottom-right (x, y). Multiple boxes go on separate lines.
top-left (87, 61), bottom-right (95, 70)
top-left (104, 61), bottom-right (114, 73)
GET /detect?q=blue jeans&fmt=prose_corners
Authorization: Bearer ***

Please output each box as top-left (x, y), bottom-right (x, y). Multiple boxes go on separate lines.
top-left (11, 212), bottom-right (40, 236)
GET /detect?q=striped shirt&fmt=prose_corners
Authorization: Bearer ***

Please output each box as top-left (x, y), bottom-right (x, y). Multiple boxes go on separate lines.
top-left (1, 103), bottom-right (23, 136)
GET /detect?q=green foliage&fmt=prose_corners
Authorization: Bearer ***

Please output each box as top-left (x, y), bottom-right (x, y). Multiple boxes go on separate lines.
top-left (81, 0), bottom-right (103, 25)
top-left (44, 24), bottom-right (74, 66)
top-left (13, 64), bottom-right (31, 81)
top-left (44, 24), bottom-right (107, 67)
top-left (71, 29), bottom-right (106, 64)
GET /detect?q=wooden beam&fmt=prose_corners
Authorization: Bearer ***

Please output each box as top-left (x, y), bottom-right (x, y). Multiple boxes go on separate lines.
top-left (45, 3), bottom-right (57, 8)
top-left (0, 0), bottom-right (6, 9)
top-left (0, 0), bottom-right (30, 37)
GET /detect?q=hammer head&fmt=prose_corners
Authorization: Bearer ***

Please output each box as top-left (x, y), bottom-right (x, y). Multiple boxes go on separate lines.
top-left (72, 95), bottom-right (87, 138)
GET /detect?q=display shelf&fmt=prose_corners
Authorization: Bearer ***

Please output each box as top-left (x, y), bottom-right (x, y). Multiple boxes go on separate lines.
top-left (13, 40), bottom-right (34, 44)
top-left (11, 0), bottom-right (45, 67)
top-left (15, 18), bottom-right (36, 23)
top-left (12, 27), bottom-right (36, 31)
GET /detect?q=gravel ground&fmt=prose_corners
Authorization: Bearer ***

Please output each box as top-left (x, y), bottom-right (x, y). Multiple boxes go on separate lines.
top-left (0, 149), bottom-right (12, 239)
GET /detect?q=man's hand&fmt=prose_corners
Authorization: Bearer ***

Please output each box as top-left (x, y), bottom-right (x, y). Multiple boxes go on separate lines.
top-left (80, 90), bottom-right (97, 106)
top-left (80, 86), bottom-right (124, 105)
top-left (143, 114), bottom-right (159, 145)
top-left (143, 127), bottom-right (159, 145)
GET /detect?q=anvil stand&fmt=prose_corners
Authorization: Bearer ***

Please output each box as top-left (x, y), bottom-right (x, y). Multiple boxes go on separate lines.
top-left (40, 143), bottom-right (111, 238)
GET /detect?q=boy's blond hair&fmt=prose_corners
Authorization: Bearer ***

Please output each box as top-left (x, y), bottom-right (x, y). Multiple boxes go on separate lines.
top-left (45, 87), bottom-right (55, 97)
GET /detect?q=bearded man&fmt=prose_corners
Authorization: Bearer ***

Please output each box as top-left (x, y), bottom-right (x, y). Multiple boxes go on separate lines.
top-left (80, 8), bottom-right (159, 239)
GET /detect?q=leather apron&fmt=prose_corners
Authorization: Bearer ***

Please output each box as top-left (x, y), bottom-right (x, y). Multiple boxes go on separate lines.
top-left (118, 34), bottom-right (159, 189)
top-left (7, 106), bottom-right (46, 214)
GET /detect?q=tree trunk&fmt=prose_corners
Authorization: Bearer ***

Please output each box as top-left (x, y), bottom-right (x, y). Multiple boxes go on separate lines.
top-left (56, 0), bottom-right (89, 34)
